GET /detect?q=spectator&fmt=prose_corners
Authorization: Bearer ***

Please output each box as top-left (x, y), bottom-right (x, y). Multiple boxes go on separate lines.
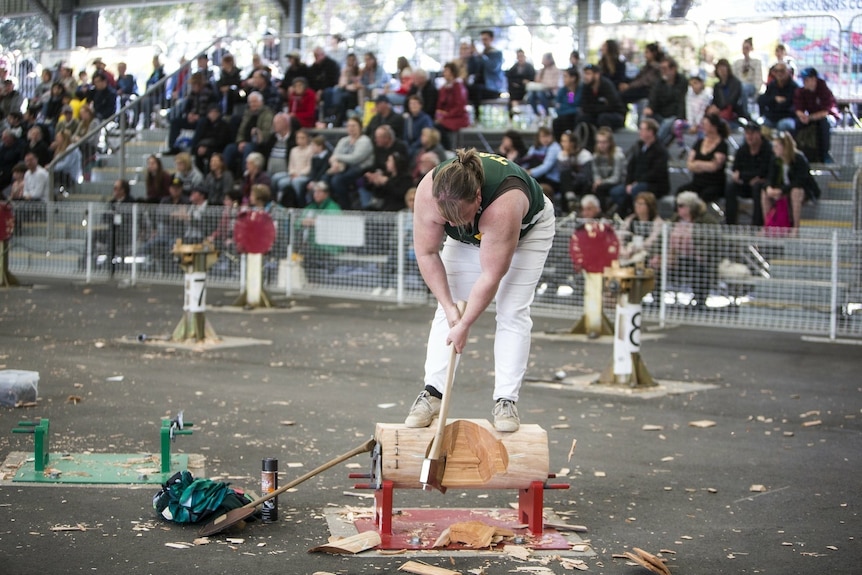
top-left (762, 130), bottom-right (820, 229)
top-left (239, 152), bottom-right (272, 203)
top-left (76, 70), bottom-right (90, 99)
top-left (115, 61), bottom-right (138, 127)
top-left (26, 126), bottom-right (52, 166)
top-left (608, 118), bottom-right (669, 216)
top-left (173, 152), bottom-right (204, 198)
top-left (772, 43), bottom-right (797, 79)
top-left (304, 134), bottom-right (333, 204)
top-left (358, 52), bottom-right (389, 103)
top-left (202, 152), bottom-right (234, 206)
top-left (322, 53), bottom-right (360, 125)
top-left (325, 116), bottom-right (374, 209)
top-left (666, 190), bottom-right (720, 309)
top-left (672, 74), bottom-right (711, 146)
top-left (556, 130), bottom-right (593, 213)
top-left (757, 62), bottom-right (797, 131)
top-left (49, 129), bottom-right (82, 189)
top-left (359, 125), bottom-right (409, 206)
top-left (675, 113), bottom-right (729, 205)
top-left (619, 191), bottom-right (663, 266)
top-left (412, 150), bottom-right (442, 186)
top-left (598, 39), bottom-right (627, 91)
top-left (3, 161), bottom-right (25, 200)
top-left (296, 181), bottom-right (343, 275)
top-left (179, 186), bottom-right (214, 244)
top-left (644, 56), bottom-right (687, 144)
top-left (506, 49), bottom-right (536, 109)
top-left (0, 80), bottom-right (24, 120)
top-left (41, 82), bottom-right (66, 128)
top-left (140, 56), bottom-right (166, 128)
top-left (35, 69), bottom-right (54, 105)
top-left (407, 68), bottom-right (438, 119)
top-left (281, 77), bottom-right (314, 131)
top-left (0, 129), bottom-right (26, 189)
top-left (577, 193), bottom-right (603, 220)
top-left (87, 72), bottom-right (118, 121)
top-left (619, 42), bottom-right (663, 105)
top-left (307, 47), bottom-right (341, 103)
top-left (552, 67), bottom-right (583, 140)
top-left (191, 104), bottom-right (232, 173)
top-left (591, 126), bottom-right (626, 207)
top-left (468, 29), bottom-right (506, 124)
top-left (142, 176), bottom-right (189, 272)
top-left (526, 53), bottom-right (561, 119)
top-left (365, 95), bottom-right (405, 140)
top-left (707, 58), bottom-right (746, 126)
top-left (58, 65), bottom-right (78, 100)
top-left (434, 61), bottom-right (470, 149)
top-left (497, 129), bottom-right (528, 163)
top-left (91, 58), bottom-right (116, 88)
top-left (403, 95), bottom-right (434, 159)
top-left (165, 72), bottom-right (216, 155)
top-left (726, 123), bottom-right (772, 225)
top-left (281, 51), bottom-right (310, 96)
top-left (193, 54), bottom-right (216, 88)
top-left (792, 67), bottom-right (838, 164)
top-left (248, 69), bottom-right (281, 113)
top-left (223, 91), bottom-right (274, 176)
top-left (271, 127), bottom-right (313, 208)
top-left (361, 150), bottom-right (413, 211)
top-left (215, 54), bottom-right (243, 116)
top-left (520, 126), bottom-right (562, 203)
top-left (259, 111), bottom-right (299, 181)
top-left (732, 38), bottom-right (763, 115)
top-left (144, 154), bottom-right (172, 203)
top-left (577, 64), bottom-right (626, 131)
top-left (4, 110), bottom-right (25, 139)
top-left (19, 152), bottom-right (49, 201)
top-left (208, 188), bottom-right (243, 272)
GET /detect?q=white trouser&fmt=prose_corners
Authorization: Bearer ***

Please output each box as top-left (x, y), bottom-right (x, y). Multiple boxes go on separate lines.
top-left (423, 196), bottom-right (555, 402)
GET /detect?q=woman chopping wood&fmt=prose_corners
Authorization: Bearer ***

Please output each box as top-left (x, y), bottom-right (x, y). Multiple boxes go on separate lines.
top-left (405, 148), bottom-right (555, 432)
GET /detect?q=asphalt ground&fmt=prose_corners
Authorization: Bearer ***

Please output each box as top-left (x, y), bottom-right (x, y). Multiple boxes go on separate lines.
top-left (0, 279), bottom-right (860, 575)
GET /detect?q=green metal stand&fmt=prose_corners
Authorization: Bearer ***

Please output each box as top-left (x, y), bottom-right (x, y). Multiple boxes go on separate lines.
top-left (12, 419), bottom-right (49, 471)
top-left (160, 417), bottom-right (194, 473)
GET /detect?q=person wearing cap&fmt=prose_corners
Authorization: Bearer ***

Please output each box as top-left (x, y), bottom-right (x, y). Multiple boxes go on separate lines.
top-left (725, 123), bottom-right (772, 226)
top-left (92, 58), bottom-right (116, 89)
top-left (364, 94), bottom-right (404, 139)
top-left (577, 63), bottom-right (626, 131)
top-left (165, 72), bottom-right (216, 155)
top-left (281, 52), bottom-right (310, 96)
top-left (55, 104), bottom-right (79, 136)
top-left (191, 104), bottom-right (231, 173)
top-left (792, 67), bottom-right (838, 163)
top-left (758, 62), bottom-right (797, 131)
top-left (286, 77), bottom-right (317, 128)
top-left (180, 186), bottom-right (214, 243)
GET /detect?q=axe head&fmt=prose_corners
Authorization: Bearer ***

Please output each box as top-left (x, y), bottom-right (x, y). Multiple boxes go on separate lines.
top-left (419, 455), bottom-right (447, 493)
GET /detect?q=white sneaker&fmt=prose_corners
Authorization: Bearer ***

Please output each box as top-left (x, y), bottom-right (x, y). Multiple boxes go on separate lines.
top-left (404, 391), bottom-right (441, 428)
top-left (493, 399), bottom-right (520, 432)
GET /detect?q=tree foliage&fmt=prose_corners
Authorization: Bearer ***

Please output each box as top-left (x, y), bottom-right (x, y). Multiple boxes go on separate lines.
top-left (0, 16), bottom-right (53, 54)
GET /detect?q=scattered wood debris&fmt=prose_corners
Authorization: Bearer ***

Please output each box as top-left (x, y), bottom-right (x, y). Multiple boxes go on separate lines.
top-left (308, 531), bottom-right (381, 554)
top-left (619, 547), bottom-right (671, 575)
top-left (567, 439), bottom-right (577, 462)
top-left (165, 542), bottom-right (193, 549)
top-left (750, 484), bottom-right (767, 492)
top-left (67, 395), bottom-right (83, 404)
top-left (802, 420), bottom-right (822, 427)
top-left (642, 424), bottom-right (664, 431)
top-left (399, 560), bottom-right (461, 575)
top-left (688, 420), bottom-right (716, 428)
top-left (504, 544), bottom-right (532, 560)
top-left (49, 523), bottom-right (93, 532)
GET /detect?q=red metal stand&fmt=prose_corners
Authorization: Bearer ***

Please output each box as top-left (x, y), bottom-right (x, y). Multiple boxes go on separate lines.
top-left (374, 480), bottom-right (394, 535)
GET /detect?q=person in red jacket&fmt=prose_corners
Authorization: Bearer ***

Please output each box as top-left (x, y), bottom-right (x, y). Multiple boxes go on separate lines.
top-left (434, 61), bottom-right (470, 150)
top-left (287, 77), bottom-right (318, 128)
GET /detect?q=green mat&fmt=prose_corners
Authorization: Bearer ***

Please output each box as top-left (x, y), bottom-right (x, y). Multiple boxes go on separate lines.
top-left (13, 453), bottom-right (189, 484)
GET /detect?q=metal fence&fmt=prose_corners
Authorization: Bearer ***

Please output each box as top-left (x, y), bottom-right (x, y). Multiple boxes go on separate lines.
top-left (7, 201), bottom-right (862, 339)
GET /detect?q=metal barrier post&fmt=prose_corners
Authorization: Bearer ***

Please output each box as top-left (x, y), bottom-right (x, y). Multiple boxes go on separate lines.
top-left (131, 203), bottom-right (139, 286)
top-left (659, 222), bottom-right (668, 328)
top-left (85, 202), bottom-right (94, 283)
top-left (396, 210), bottom-right (405, 305)
top-left (829, 230), bottom-right (839, 340)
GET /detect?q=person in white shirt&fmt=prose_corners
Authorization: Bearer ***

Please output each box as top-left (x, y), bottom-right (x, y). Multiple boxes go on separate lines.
top-left (732, 37), bottom-right (763, 115)
top-left (21, 152), bottom-right (49, 201)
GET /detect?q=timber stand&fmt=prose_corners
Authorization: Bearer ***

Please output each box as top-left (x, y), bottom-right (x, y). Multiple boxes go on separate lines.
top-left (567, 220), bottom-right (619, 337)
top-left (350, 420), bottom-right (568, 538)
top-left (596, 261), bottom-right (657, 388)
top-left (171, 239), bottom-right (219, 342)
top-left (9, 415), bottom-right (194, 484)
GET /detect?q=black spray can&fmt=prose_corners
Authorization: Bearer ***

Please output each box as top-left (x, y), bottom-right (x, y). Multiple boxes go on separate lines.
top-left (261, 458), bottom-right (278, 522)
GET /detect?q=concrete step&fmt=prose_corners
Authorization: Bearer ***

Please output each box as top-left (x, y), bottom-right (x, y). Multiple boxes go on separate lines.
top-left (742, 276), bottom-right (847, 305)
top-left (89, 166), bottom-right (144, 183)
top-left (801, 199), bottom-right (855, 222)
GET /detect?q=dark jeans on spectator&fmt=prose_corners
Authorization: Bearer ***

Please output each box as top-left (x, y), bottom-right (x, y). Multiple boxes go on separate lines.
top-left (326, 164), bottom-right (365, 210)
top-left (725, 180), bottom-right (765, 226)
top-left (468, 85), bottom-right (500, 122)
top-left (609, 182), bottom-right (652, 216)
top-left (577, 111), bottom-right (625, 131)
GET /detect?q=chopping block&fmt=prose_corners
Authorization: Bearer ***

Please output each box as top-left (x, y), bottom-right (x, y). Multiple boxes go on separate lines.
top-left (357, 420), bottom-right (567, 535)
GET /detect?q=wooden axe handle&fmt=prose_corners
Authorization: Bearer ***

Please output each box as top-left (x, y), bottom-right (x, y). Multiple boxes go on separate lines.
top-left (426, 300), bottom-right (466, 461)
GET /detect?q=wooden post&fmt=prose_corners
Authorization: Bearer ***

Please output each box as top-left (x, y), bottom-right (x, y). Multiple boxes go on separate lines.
top-left (374, 420), bottom-right (548, 490)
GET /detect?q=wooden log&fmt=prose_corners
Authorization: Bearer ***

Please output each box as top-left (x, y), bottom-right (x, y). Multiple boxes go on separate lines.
top-left (374, 420), bottom-right (548, 489)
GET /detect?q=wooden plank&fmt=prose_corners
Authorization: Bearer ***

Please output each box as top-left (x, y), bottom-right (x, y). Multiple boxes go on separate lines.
top-left (399, 560), bottom-right (461, 575)
top-left (375, 420), bottom-right (548, 489)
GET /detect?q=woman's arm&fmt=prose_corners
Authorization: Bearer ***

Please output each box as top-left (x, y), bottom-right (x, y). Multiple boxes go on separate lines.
top-left (530, 142), bottom-right (561, 179)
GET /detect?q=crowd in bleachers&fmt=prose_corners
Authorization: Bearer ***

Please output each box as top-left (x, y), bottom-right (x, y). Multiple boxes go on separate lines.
top-left (0, 30), bottom-right (844, 241)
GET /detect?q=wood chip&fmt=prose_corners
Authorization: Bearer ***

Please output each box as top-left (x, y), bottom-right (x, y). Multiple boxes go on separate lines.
top-left (642, 424), bottom-right (664, 431)
top-left (567, 438), bottom-right (577, 462)
top-left (551, 423), bottom-right (570, 429)
top-left (49, 523), bottom-right (91, 532)
top-left (688, 419), bottom-right (716, 428)
top-left (165, 542), bottom-right (192, 549)
top-left (432, 527), bottom-right (451, 548)
top-left (192, 537), bottom-right (210, 545)
top-left (802, 420), bottom-right (822, 427)
top-left (632, 547), bottom-right (671, 575)
top-left (309, 531), bottom-right (381, 554)
top-left (225, 537), bottom-right (244, 544)
top-left (594, 471), bottom-right (606, 477)
top-left (399, 560), bottom-right (461, 575)
top-left (449, 521), bottom-right (497, 548)
top-left (750, 484), bottom-right (767, 492)
top-left (544, 521), bottom-right (588, 533)
top-left (504, 545), bottom-right (532, 560)
top-left (67, 395), bottom-right (83, 404)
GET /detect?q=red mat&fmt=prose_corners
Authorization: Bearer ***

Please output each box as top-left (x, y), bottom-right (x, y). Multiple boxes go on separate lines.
top-left (353, 508), bottom-right (572, 550)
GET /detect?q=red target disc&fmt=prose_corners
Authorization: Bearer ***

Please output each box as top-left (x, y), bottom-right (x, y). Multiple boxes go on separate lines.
top-left (233, 210), bottom-right (276, 254)
top-left (568, 221), bottom-right (619, 274)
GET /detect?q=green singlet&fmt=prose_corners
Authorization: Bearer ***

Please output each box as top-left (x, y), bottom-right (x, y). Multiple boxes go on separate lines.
top-left (434, 152), bottom-right (546, 246)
